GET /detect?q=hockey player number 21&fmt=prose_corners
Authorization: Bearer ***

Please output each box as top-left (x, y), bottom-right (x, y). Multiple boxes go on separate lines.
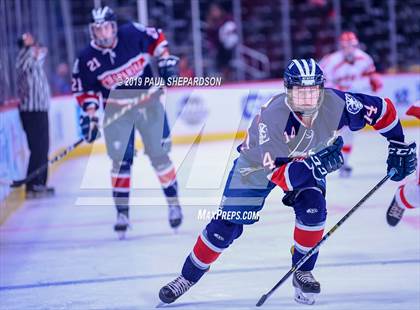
top-left (71, 78), bottom-right (82, 92)
top-left (263, 152), bottom-right (276, 170)
top-left (87, 58), bottom-right (101, 72)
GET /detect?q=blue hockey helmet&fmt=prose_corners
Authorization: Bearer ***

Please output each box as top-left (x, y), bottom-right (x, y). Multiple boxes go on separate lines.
top-left (284, 58), bottom-right (325, 116)
top-left (89, 6), bottom-right (117, 48)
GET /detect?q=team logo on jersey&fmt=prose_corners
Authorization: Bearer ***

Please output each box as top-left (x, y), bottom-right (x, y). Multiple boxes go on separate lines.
top-left (98, 54), bottom-right (148, 89)
top-left (258, 122), bottom-right (270, 145)
top-left (345, 93), bottom-right (363, 114)
top-left (304, 129), bottom-right (314, 140)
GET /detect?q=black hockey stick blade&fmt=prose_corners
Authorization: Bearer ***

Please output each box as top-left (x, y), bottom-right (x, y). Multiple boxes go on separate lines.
top-left (10, 179), bottom-right (25, 187)
top-left (256, 294), bottom-right (268, 307)
top-left (9, 138), bottom-right (84, 188)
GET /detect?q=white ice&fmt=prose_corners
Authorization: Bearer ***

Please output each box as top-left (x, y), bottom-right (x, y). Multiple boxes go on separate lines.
top-left (1, 128), bottom-right (419, 310)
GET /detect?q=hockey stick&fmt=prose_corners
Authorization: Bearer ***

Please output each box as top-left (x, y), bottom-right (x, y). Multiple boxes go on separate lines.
top-left (4, 138), bottom-right (85, 187)
top-left (3, 87), bottom-right (162, 188)
top-left (102, 85), bottom-right (162, 128)
top-left (255, 168), bottom-right (397, 307)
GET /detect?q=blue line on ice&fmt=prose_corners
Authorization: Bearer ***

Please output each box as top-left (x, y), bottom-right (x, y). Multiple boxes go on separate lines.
top-left (0, 258), bottom-right (418, 292)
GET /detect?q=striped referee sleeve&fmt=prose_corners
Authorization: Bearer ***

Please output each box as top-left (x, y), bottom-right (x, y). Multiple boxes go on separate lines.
top-left (16, 47), bottom-right (51, 112)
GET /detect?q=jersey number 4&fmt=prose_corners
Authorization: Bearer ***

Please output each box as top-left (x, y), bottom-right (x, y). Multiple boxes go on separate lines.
top-left (263, 152), bottom-right (276, 170)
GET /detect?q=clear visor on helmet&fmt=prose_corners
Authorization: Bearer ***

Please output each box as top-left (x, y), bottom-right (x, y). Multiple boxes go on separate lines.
top-left (89, 21), bottom-right (117, 48)
top-left (287, 85), bottom-right (323, 116)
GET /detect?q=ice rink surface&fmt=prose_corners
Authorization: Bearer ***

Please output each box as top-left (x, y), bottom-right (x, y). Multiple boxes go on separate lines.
top-left (1, 128), bottom-right (419, 310)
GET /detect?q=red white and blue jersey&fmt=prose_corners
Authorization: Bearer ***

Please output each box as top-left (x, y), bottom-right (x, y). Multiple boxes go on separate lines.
top-left (72, 22), bottom-right (167, 109)
top-left (239, 88), bottom-right (404, 191)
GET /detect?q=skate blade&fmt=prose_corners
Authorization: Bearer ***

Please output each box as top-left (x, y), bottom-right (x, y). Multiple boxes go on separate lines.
top-left (156, 301), bottom-right (166, 308)
top-left (169, 219), bottom-right (182, 231)
top-left (117, 231), bottom-right (127, 240)
top-left (294, 288), bottom-right (316, 305)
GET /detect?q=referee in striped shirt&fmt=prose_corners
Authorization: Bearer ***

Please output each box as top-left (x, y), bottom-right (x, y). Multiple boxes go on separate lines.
top-left (16, 32), bottom-right (54, 198)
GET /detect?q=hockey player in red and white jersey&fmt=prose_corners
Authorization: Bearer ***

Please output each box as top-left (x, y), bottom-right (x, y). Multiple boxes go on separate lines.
top-left (72, 7), bottom-right (182, 239)
top-left (320, 31), bottom-right (382, 177)
top-left (386, 101), bottom-right (420, 226)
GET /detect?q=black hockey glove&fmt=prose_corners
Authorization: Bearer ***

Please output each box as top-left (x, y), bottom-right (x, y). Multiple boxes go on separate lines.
top-left (80, 115), bottom-right (100, 143)
top-left (387, 140), bottom-right (417, 181)
top-left (304, 136), bottom-right (344, 180)
top-left (158, 55), bottom-right (179, 85)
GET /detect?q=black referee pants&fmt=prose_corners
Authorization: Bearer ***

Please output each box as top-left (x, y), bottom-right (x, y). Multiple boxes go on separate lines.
top-left (19, 111), bottom-right (50, 190)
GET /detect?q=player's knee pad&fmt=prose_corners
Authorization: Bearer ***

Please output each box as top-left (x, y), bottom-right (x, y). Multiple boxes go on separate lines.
top-left (293, 188), bottom-right (327, 225)
top-left (205, 218), bottom-right (244, 249)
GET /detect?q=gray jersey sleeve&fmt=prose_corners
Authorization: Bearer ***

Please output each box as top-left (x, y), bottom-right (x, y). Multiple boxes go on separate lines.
top-left (257, 96), bottom-right (291, 174)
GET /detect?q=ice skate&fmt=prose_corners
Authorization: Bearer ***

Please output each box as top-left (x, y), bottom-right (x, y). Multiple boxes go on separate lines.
top-left (292, 270), bottom-right (321, 305)
top-left (113, 212), bottom-right (130, 240)
top-left (168, 204), bottom-right (183, 230)
top-left (158, 275), bottom-right (195, 304)
top-left (26, 185), bottom-right (55, 199)
top-left (386, 197), bottom-right (405, 227)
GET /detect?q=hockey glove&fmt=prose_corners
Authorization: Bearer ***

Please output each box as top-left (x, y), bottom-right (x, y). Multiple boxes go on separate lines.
top-left (387, 140), bottom-right (417, 181)
top-left (158, 55), bottom-right (179, 85)
top-left (80, 115), bottom-right (100, 143)
top-left (304, 136), bottom-right (344, 180)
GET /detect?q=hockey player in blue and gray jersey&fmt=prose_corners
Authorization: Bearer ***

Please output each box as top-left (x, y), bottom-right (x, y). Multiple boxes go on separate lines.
top-left (159, 58), bottom-right (417, 305)
top-left (72, 6), bottom-right (182, 238)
